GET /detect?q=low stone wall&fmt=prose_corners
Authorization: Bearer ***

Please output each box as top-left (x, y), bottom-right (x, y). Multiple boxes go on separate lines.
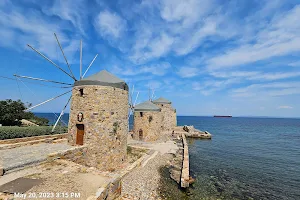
top-left (180, 133), bottom-right (189, 188)
top-left (0, 138), bottom-right (67, 150)
top-left (47, 145), bottom-right (88, 164)
top-left (0, 133), bottom-right (67, 145)
top-left (88, 149), bottom-right (154, 200)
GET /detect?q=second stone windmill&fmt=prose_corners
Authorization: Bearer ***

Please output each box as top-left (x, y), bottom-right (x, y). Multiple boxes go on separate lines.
top-left (15, 33), bottom-right (129, 170)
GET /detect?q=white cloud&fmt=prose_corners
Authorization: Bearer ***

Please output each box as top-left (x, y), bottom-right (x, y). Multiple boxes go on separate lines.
top-left (126, 0), bottom-right (223, 63)
top-left (207, 5), bottom-right (300, 70)
top-left (210, 70), bottom-right (300, 81)
top-left (210, 71), bottom-right (261, 78)
top-left (130, 31), bottom-right (174, 63)
top-left (112, 62), bottom-right (171, 76)
top-left (192, 78), bottom-right (241, 96)
top-left (248, 72), bottom-right (300, 81)
top-left (45, 0), bottom-right (87, 35)
top-left (94, 10), bottom-right (127, 39)
top-left (231, 81), bottom-right (300, 98)
top-left (0, 8), bottom-right (79, 63)
top-left (160, 0), bottom-right (214, 28)
top-left (288, 61), bottom-right (300, 67)
top-left (177, 67), bottom-right (199, 78)
top-left (147, 80), bottom-right (161, 89)
top-left (174, 18), bottom-right (218, 55)
top-left (277, 105), bottom-right (293, 109)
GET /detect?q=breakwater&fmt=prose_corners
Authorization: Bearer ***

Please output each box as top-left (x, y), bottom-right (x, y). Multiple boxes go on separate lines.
top-left (180, 133), bottom-right (189, 188)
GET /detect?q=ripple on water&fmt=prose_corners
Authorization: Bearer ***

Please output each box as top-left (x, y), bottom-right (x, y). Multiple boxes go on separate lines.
top-left (178, 117), bottom-right (300, 200)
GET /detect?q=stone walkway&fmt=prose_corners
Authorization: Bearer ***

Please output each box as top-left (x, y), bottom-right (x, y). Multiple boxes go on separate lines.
top-left (0, 143), bottom-right (72, 172)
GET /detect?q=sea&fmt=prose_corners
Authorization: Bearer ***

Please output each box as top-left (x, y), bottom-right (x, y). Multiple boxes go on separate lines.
top-left (36, 113), bottom-right (300, 200)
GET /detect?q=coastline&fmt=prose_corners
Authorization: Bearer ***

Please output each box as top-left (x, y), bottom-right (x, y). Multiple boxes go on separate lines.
top-left (120, 136), bottom-right (191, 200)
top-left (121, 153), bottom-right (174, 199)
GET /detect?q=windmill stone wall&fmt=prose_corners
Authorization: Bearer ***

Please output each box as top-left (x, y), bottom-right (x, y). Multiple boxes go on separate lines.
top-left (133, 111), bottom-right (162, 142)
top-left (67, 71), bottom-right (128, 171)
top-left (153, 98), bottom-right (177, 131)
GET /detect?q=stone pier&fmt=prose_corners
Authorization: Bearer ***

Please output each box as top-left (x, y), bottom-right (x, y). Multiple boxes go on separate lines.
top-left (180, 133), bottom-right (189, 188)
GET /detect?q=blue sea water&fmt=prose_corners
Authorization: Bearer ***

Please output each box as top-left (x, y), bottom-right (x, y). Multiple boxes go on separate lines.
top-left (177, 116), bottom-right (300, 200)
top-left (34, 113), bottom-right (70, 125)
top-left (36, 113), bottom-right (300, 199)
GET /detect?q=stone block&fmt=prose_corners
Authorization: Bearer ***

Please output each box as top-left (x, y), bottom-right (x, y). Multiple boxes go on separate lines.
top-left (0, 166), bottom-right (3, 176)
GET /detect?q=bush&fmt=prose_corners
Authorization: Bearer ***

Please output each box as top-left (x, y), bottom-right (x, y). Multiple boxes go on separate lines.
top-left (148, 116), bottom-right (153, 123)
top-left (0, 126), bottom-right (68, 140)
top-left (0, 99), bottom-right (26, 126)
top-left (27, 116), bottom-right (49, 126)
top-left (0, 99), bottom-right (49, 126)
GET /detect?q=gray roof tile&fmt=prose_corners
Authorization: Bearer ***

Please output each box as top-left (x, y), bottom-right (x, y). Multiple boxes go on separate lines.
top-left (152, 97), bottom-right (171, 104)
top-left (134, 101), bottom-right (161, 112)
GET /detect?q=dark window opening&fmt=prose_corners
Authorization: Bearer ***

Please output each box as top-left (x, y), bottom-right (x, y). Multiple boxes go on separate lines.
top-left (79, 89), bottom-right (84, 96)
top-left (139, 129), bottom-right (143, 140)
top-left (140, 112), bottom-right (143, 117)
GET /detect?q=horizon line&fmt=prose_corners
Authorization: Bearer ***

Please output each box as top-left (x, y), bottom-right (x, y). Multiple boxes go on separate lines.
top-left (33, 112), bottom-right (300, 119)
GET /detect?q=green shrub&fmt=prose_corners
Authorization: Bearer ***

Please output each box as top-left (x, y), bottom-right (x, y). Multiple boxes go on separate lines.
top-left (148, 116), bottom-right (153, 123)
top-left (27, 116), bottom-right (49, 126)
top-left (0, 126), bottom-right (68, 140)
top-left (0, 99), bottom-right (49, 126)
top-left (113, 121), bottom-right (119, 133)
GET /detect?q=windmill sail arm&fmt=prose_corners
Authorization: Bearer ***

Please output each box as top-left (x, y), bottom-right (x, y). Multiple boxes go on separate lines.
top-left (27, 44), bottom-right (76, 81)
top-left (134, 91), bottom-right (139, 106)
top-left (51, 96), bottom-right (71, 132)
top-left (80, 40), bottom-right (82, 80)
top-left (14, 74), bottom-right (72, 85)
top-left (25, 90), bottom-right (72, 111)
top-left (54, 33), bottom-right (76, 80)
top-left (83, 54), bottom-right (98, 78)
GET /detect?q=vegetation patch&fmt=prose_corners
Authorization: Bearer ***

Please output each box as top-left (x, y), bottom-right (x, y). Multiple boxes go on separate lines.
top-left (0, 99), bottom-right (49, 126)
top-left (0, 126), bottom-right (67, 140)
top-left (148, 116), bottom-right (153, 123)
top-left (127, 146), bottom-right (147, 163)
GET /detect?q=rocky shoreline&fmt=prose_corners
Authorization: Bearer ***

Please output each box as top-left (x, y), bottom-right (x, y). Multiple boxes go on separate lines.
top-left (121, 137), bottom-right (192, 200)
top-left (121, 153), bottom-right (174, 200)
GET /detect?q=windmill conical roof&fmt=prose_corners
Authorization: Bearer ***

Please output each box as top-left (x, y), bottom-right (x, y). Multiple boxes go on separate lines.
top-left (74, 70), bottom-right (128, 90)
top-left (134, 101), bottom-right (161, 112)
top-left (152, 97), bottom-right (171, 104)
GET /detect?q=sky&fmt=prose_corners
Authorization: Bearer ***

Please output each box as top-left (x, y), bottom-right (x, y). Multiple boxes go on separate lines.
top-left (0, 0), bottom-right (300, 118)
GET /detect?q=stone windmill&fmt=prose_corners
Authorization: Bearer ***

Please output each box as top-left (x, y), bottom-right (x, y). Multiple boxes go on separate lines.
top-left (14, 33), bottom-right (129, 170)
top-left (14, 33), bottom-right (98, 132)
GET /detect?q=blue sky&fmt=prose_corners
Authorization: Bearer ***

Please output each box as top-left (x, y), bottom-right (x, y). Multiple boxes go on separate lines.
top-left (0, 0), bottom-right (300, 117)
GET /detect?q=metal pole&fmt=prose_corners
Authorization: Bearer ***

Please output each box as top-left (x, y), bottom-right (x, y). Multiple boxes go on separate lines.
top-left (0, 75), bottom-right (16, 81)
top-left (131, 84), bottom-right (134, 106)
top-left (151, 89), bottom-right (155, 100)
top-left (17, 77), bottom-right (67, 126)
top-left (83, 54), bottom-right (98, 78)
top-left (51, 96), bottom-right (71, 132)
top-left (80, 40), bottom-right (82, 80)
top-left (134, 91), bottom-right (139, 106)
top-left (14, 74), bottom-right (72, 85)
top-left (54, 33), bottom-right (77, 80)
top-left (25, 90), bottom-right (72, 111)
top-left (27, 44), bottom-right (76, 81)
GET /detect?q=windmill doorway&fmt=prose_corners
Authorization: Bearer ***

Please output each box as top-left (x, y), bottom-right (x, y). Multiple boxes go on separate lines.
top-left (139, 129), bottom-right (143, 140)
top-left (76, 124), bottom-right (84, 145)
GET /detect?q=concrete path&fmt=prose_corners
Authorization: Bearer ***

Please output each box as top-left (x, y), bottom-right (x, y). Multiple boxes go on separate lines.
top-left (0, 142), bottom-right (72, 172)
top-left (128, 139), bottom-right (179, 155)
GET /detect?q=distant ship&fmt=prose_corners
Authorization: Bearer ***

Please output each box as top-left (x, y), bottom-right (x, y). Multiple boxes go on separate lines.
top-left (213, 115), bottom-right (232, 118)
